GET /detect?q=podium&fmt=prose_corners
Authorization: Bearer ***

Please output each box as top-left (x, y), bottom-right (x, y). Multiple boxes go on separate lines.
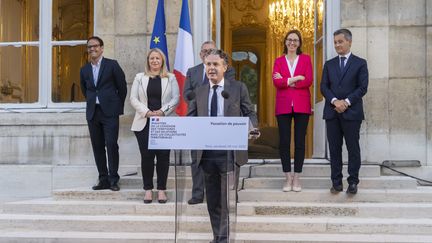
top-left (149, 117), bottom-right (250, 243)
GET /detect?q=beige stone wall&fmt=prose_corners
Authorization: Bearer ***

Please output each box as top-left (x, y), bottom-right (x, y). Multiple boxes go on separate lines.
top-left (95, 0), bottom-right (185, 116)
top-left (341, 0), bottom-right (432, 165)
top-left (0, 1), bottom-right (188, 200)
top-left (427, 0), bottom-right (432, 166)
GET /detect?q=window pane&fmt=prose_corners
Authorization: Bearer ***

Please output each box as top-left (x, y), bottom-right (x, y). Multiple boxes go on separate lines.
top-left (52, 45), bottom-right (87, 102)
top-left (0, 0), bottom-right (39, 42)
top-left (52, 0), bottom-right (93, 41)
top-left (0, 46), bottom-right (39, 103)
top-left (240, 65), bottom-right (258, 105)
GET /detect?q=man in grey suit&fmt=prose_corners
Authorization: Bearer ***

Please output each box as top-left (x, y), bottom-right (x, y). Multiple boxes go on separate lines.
top-left (187, 49), bottom-right (258, 243)
top-left (184, 41), bottom-right (235, 205)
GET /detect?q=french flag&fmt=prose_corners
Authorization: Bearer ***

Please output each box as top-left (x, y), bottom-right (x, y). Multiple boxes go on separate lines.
top-left (174, 0), bottom-right (194, 116)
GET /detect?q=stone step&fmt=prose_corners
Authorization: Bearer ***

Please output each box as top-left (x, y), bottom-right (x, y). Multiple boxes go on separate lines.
top-left (243, 176), bottom-right (418, 189)
top-left (0, 214), bottom-right (175, 233)
top-left (238, 187), bottom-right (432, 203)
top-left (113, 164), bottom-right (250, 178)
top-left (119, 175), bottom-right (416, 190)
top-left (4, 199), bottom-right (432, 219)
top-left (137, 163), bottom-right (381, 178)
top-left (250, 164), bottom-right (381, 177)
top-left (241, 201), bottom-right (432, 218)
top-left (170, 164), bottom-right (252, 177)
top-left (53, 188), bottom-right (181, 201)
top-left (136, 163), bottom-right (253, 178)
top-left (1, 199), bottom-right (247, 217)
top-left (120, 176), bottom-right (196, 189)
top-left (1, 214), bottom-right (432, 235)
top-left (1, 231), bottom-right (431, 243)
top-left (53, 187), bottom-right (432, 203)
top-left (0, 231), bottom-right (177, 243)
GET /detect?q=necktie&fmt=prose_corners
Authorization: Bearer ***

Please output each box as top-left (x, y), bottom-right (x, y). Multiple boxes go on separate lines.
top-left (210, 85), bottom-right (218, 117)
top-left (340, 56), bottom-right (346, 71)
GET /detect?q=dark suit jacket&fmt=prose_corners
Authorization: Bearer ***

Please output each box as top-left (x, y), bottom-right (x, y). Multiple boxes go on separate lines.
top-left (187, 79), bottom-right (258, 166)
top-left (183, 63), bottom-right (235, 101)
top-left (320, 54), bottom-right (368, 121)
top-left (80, 57), bottom-right (127, 120)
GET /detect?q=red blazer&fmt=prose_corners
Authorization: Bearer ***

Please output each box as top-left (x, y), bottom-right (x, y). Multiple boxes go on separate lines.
top-left (272, 54), bottom-right (313, 115)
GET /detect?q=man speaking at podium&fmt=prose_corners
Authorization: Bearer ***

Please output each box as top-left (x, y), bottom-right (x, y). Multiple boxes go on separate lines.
top-left (187, 49), bottom-right (258, 243)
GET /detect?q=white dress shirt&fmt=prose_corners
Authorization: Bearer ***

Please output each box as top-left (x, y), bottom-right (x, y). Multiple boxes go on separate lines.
top-left (331, 52), bottom-right (352, 106)
top-left (91, 56), bottom-right (103, 104)
top-left (208, 79), bottom-right (225, 117)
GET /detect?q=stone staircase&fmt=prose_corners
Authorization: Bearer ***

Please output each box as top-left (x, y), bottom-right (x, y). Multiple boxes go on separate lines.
top-left (1, 159), bottom-right (432, 242)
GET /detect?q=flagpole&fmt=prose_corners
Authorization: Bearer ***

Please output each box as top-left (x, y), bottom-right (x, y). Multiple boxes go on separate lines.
top-left (215, 0), bottom-right (221, 48)
top-left (150, 0), bottom-right (170, 69)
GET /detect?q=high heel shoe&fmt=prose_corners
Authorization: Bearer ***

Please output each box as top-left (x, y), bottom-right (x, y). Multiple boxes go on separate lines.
top-left (158, 190), bottom-right (167, 204)
top-left (282, 172), bottom-right (293, 192)
top-left (292, 173), bottom-right (302, 192)
top-left (143, 190), bottom-right (153, 204)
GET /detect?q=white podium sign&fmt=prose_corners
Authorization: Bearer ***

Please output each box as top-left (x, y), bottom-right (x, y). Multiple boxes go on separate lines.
top-left (148, 117), bottom-right (249, 150)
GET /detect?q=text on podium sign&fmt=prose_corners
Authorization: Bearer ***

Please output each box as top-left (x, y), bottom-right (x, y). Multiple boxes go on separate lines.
top-left (148, 117), bottom-right (249, 150)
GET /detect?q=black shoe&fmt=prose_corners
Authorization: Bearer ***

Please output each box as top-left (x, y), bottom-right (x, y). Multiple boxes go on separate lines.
top-left (92, 181), bottom-right (110, 190)
top-left (110, 183), bottom-right (120, 191)
top-left (144, 191), bottom-right (153, 204)
top-left (347, 184), bottom-right (358, 194)
top-left (330, 184), bottom-right (343, 194)
top-left (187, 198), bottom-right (203, 205)
top-left (158, 191), bottom-right (168, 204)
top-left (144, 199), bottom-right (152, 204)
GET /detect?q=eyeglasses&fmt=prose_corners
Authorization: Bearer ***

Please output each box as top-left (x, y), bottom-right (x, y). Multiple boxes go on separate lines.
top-left (87, 44), bottom-right (100, 49)
top-left (200, 48), bottom-right (215, 54)
top-left (286, 39), bottom-right (300, 43)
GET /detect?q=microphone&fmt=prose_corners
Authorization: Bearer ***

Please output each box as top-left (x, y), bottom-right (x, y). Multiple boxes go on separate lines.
top-left (221, 90), bottom-right (229, 99)
top-left (186, 91), bottom-right (196, 101)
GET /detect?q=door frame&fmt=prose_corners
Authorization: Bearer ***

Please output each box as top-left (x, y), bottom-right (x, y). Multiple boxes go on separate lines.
top-left (194, 0), bottom-right (342, 159)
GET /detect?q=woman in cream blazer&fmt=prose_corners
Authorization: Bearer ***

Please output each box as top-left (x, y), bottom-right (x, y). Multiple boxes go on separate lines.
top-left (130, 48), bottom-right (179, 204)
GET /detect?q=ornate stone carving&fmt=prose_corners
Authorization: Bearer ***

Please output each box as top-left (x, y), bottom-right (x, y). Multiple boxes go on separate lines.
top-left (241, 12), bottom-right (257, 25)
top-left (232, 0), bottom-right (265, 11)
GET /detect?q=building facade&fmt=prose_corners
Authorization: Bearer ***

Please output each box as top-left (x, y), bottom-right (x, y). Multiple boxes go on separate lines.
top-left (0, 0), bottom-right (431, 200)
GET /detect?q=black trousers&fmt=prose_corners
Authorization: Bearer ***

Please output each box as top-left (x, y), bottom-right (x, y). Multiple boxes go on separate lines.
top-left (134, 123), bottom-right (170, 190)
top-left (190, 150), bottom-right (205, 200)
top-left (276, 112), bottom-right (309, 173)
top-left (201, 150), bottom-right (234, 243)
top-left (326, 114), bottom-right (362, 186)
top-left (87, 105), bottom-right (120, 185)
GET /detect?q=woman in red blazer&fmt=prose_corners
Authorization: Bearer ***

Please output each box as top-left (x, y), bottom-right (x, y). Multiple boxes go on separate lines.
top-left (272, 29), bottom-right (313, 192)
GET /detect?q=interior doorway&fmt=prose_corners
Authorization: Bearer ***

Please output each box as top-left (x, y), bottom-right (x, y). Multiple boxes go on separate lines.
top-left (212, 0), bottom-right (325, 158)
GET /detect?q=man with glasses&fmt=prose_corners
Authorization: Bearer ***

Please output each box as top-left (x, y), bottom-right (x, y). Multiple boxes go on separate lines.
top-left (80, 36), bottom-right (127, 191)
top-left (183, 41), bottom-right (235, 205)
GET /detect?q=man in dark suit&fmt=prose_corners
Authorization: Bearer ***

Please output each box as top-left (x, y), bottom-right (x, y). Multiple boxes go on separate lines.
top-left (184, 41), bottom-right (235, 205)
top-left (320, 28), bottom-right (368, 195)
top-left (80, 36), bottom-right (127, 191)
top-left (187, 49), bottom-right (258, 243)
